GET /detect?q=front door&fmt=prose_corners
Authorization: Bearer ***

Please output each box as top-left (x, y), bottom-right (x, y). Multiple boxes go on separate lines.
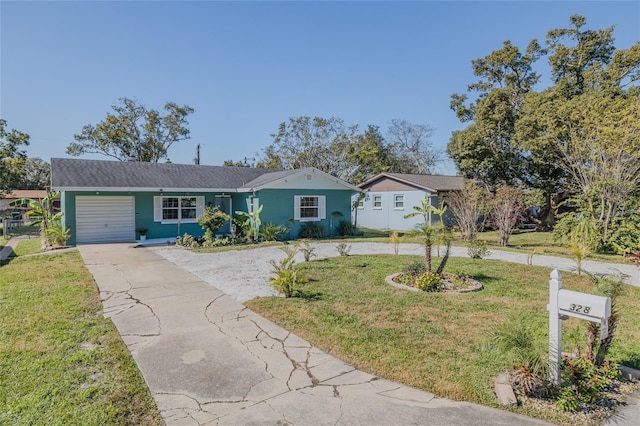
top-left (215, 195), bottom-right (232, 235)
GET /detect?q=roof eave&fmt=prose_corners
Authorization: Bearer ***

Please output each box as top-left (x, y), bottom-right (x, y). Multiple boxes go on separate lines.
top-left (52, 186), bottom-right (239, 193)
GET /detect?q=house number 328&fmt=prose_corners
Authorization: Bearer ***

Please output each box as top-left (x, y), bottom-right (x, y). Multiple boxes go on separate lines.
top-left (569, 304), bottom-right (591, 314)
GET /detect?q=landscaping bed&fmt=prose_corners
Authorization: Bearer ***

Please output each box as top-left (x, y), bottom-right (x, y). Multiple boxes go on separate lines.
top-left (246, 254), bottom-right (640, 425)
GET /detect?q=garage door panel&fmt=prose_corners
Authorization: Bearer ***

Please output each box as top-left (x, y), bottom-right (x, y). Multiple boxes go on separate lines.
top-left (76, 196), bottom-right (135, 243)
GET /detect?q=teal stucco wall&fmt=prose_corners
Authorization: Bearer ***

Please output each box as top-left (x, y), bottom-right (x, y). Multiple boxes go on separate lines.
top-left (252, 188), bottom-right (352, 238)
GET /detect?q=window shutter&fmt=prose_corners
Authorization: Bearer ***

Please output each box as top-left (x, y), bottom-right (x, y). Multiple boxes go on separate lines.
top-left (318, 196), bottom-right (326, 219)
top-left (294, 196), bottom-right (301, 220)
top-left (154, 196), bottom-right (162, 222)
top-left (252, 197), bottom-right (259, 212)
top-left (196, 196), bottom-right (205, 218)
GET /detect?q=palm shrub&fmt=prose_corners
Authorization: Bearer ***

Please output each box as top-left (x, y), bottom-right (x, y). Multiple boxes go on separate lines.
top-left (582, 273), bottom-right (625, 366)
top-left (269, 243), bottom-right (305, 297)
top-left (46, 217), bottom-right (70, 247)
top-left (299, 240), bottom-right (316, 261)
top-left (260, 222), bottom-right (286, 241)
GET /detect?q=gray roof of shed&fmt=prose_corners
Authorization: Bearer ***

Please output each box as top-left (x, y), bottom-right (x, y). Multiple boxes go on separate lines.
top-left (359, 172), bottom-right (463, 192)
top-left (50, 158), bottom-right (282, 191)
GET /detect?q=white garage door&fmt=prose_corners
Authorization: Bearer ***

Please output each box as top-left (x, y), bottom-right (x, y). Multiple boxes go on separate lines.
top-left (76, 196), bottom-right (135, 244)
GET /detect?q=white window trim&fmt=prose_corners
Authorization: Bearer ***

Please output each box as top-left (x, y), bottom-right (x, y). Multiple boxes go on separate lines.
top-left (394, 194), bottom-right (405, 210)
top-left (372, 194), bottom-right (382, 210)
top-left (294, 195), bottom-right (326, 222)
top-left (153, 196), bottom-right (204, 224)
top-left (357, 199), bottom-right (364, 210)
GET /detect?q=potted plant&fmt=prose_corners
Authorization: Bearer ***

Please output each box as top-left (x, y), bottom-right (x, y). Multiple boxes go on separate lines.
top-left (136, 227), bottom-right (149, 241)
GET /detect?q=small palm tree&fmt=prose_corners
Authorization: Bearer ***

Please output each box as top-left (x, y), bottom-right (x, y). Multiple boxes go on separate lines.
top-left (404, 195), bottom-right (447, 272)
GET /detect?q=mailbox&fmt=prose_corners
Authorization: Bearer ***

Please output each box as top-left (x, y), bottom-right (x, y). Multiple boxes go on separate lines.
top-left (548, 269), bottom-right (612, 385)
top-left (557, 289), bottom-right (611, 322)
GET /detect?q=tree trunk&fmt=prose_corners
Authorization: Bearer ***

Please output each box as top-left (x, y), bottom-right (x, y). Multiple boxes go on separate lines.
top-left (425, 243), bottom-right (432, 272)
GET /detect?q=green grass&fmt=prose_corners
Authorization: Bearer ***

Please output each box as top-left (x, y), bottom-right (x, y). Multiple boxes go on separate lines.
top-left (246, 254), bottom-right (640, 424)
top-left (0, 252), bottom-right (162, 425)
top-left (10, 238), bottom-right (42, 257)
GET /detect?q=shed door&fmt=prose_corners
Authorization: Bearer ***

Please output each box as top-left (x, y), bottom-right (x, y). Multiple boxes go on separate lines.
top-left (76, 196), bottom-right (135, 244)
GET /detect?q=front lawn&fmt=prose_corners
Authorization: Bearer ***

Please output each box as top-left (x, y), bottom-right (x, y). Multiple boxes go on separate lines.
top-left (0, 252), bottom-right (162, 425)
top-left (246, 254), bottom-right (640, 425)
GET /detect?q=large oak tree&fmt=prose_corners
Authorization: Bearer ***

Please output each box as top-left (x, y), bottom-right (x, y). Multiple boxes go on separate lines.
top-left (448, 15), bottom-right (640, 230)
top-left (67, 97), bottom-right (195, 162)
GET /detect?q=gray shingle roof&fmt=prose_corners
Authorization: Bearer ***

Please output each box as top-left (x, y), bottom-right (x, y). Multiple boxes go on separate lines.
top-left (360, 172), bottom-right (463, 192)
top-left (50, 158), bottom-right (280, 191)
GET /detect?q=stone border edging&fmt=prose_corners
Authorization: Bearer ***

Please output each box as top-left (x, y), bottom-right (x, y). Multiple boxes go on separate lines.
top-left (385, 273), bottom-right (483, 293)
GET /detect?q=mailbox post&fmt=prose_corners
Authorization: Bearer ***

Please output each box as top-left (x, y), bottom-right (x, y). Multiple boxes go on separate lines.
top-left (547, 269), bottom-right (611, 385)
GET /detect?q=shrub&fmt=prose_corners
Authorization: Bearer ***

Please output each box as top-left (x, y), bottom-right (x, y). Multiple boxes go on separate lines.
top-left (336, 242), bottom-right (351, 256)
top-left (299, 240), bottom-right (316, 262)
top-left (492, 321), bottom-right (548, 398)
top-left (468, 238), bottom-right (490, 259)
top-left (269, 243), bottom-right (305, 297)
top-left (232, 214), bottom-right (249, 241)
top-left (46, 218), bottom-right (70, 247)
top-left (197, 206), bottom-right (230, 236)
top-left (260, 222), bottom-right (286, 241)
top-left (402, 260), bottom-right (426, 277)
top-left (396, 273), bottom-right (415, 287)
top-left (415, 272), bottom-right (443, 292)
top-left (390, 231), bottom-right (400, 255)
top-left (298, 222), bottom-right (324, 239)
top-left (176, 233), bottom-right (201, 248)
top-left (556, 355), bottom-right (619, 411)
top-left (338, 220), bottom-right (363, 236)
top-left (201, 235), bottom-right (232, 248)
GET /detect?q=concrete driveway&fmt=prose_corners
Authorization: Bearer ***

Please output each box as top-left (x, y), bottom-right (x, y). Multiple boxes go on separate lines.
top-left (78, 242), bottom-right (550, 426)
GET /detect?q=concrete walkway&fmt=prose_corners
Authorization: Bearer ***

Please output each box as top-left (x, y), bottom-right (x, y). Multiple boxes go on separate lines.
top-left (0, 235), bottom-right (27, 260)
top-left (78, 243), bottom-right (550, 426)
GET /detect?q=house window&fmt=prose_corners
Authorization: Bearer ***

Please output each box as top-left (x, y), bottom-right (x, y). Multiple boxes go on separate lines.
top-left (394, 195), bottom-right (404, 210)
top-left (154, 196), bottom-right (203, 223)
top-left (357, 199), bottom-right (364, 209)
top-left (294, 195), bottom-right (326, 222)
top-left (373, 195), bottom-right (382, 209)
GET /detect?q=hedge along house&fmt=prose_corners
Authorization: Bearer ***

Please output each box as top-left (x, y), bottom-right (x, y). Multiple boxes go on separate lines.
top-left (50, 158), bottom-right (360, 245)
top-left (355, 172), bottom-right (463, 231)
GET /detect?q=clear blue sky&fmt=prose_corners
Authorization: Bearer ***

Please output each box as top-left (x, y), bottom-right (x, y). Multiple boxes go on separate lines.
top-left (2, 1), bottom-right (639, 175)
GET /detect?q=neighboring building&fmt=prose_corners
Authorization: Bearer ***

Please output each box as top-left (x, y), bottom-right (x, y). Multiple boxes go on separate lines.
top-left (50, 158), bottom-right (359, 245)
top-left (355, 172), bottom-right (463, 231)
top-left (0, 189), bottom-right (55, 221)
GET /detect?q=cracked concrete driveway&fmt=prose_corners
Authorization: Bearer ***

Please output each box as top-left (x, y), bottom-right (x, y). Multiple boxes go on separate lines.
top-left (78, 243), bottom-right (549, 426)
